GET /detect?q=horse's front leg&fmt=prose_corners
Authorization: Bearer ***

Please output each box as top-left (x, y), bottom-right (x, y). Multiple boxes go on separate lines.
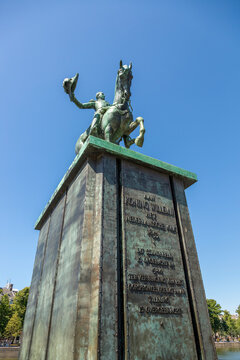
top-left (135, 117), bottom-right (145, 147)
top-left (123, 135), bottom-right (135, 148)
top-left (125, 117), bottom-right (145, 148)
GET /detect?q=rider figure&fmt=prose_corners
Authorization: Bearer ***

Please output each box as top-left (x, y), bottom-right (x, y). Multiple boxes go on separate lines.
top-left (70, 92), bottom-right (111, 136)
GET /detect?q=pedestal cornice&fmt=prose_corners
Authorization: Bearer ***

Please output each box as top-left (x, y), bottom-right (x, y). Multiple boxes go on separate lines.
top-left (35, 136), bottom-right (197, 230)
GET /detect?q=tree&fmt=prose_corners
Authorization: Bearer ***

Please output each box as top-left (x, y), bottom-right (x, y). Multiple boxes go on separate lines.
top-left (222, 310), bottom-right (237, 338)
top-left (4, 312), bottom-right (22, 339)
top-left (206, 299), bottom-right (222, 340)
top-left (219, 317), bottom-right (228, 335)
top-left (0, 295), bottom-right (12, 336)
top-left (12, 287), bottom-right (29, 327)
top-left (236, 319), bottom-right (240, 338)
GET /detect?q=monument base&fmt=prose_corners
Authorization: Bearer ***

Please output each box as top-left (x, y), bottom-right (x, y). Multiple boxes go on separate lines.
top-left (20, 136), bottom-right (217, 360)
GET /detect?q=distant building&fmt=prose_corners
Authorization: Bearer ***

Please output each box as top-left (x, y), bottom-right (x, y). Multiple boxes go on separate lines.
top-left (0, 281), bottom-right (19, 304)
top-left (219, 313), bottom-right (239, 320)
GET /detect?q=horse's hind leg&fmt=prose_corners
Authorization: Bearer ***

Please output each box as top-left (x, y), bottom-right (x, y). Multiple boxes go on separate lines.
top-left (104, 124), bottom-right (114, 142)
top-left (75, 128), bottom-right (90, 154)
top-left (75, 135), bottom-right (84, 154)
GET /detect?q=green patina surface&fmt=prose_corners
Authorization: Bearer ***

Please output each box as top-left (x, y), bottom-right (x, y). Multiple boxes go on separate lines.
top-left (90, 136), bottom-right (197, 182)
top-left (35, 136), bottom-right (197, 230)
top-left (64, 62), bottom-right (145, 154)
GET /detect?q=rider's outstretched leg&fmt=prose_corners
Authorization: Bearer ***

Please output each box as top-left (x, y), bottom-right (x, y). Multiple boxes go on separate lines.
top-left (89, 114), bottom-right (101, 137)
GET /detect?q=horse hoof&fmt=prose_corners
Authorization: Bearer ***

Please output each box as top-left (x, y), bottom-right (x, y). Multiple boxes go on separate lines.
top-left (135, 136), bottom-right (144, 147)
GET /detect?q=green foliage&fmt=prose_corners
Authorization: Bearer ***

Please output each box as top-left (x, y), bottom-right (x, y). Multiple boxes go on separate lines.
top-left (0, 287), bottom-right (29, 340)
top-left (12, 287), bottom-right (29, 326)
top-left (219, 317), bottom-right (229, 335)
top-left (206, 299), bottom-right (240, 338)
top-left (4, 312), bottom-right (22, 338)
top-left (236, 318), bottom-right (240, 336)
top-left (222, 310), bottom-right (238, 337)
top-left (207, 299), bottom-right (222, 336)
top-left (0, 295), bottom-right (12, 336)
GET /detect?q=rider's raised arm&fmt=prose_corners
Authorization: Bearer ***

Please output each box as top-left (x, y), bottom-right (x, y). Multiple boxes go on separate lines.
top-left (70, 94), bottom-right (96, 110)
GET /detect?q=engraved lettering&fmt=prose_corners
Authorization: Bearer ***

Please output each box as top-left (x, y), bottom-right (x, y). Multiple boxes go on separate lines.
top-left (125, 197), bottom-right (136, 207)
top-left (146, 213), bottom-right (157, 221)
top-left (150, 221), bottom-right (166, 231)
top-left (124, 192), bottom-right (186, 318)
top-left (147, 228), bottom-right (160, 242)
top-left (144, 202), bottom-right (150, 211)
top-left (128, 283), bottom-right (184, 295)
top-left (168, 279), bottom-right (184, 286)
top-left (146, 249), bottom-right (173, 260)
top-left (151, 204), bottom-right (174, 217)
top-left (152, 268), bottom-right (164, 276)
top-left (144, 257), bottom-right (169, 268)
top-left (128, 273), bottom-right (167, 284)
top-left (144, 195), bottom-right (155, 202)
top-left (148, 296), bottom-right (170, 304)
top-left (125, 196), bottom-right (174, 218)
top-left (126, 215), bottom-right (176, 234)
top-left (174, 288), bottom-right (186, 295)
top-left (139, 306), bottom-right (182, 315)
top-left (167, 224), bottom-right (177, 234)
top-left (128, 273), bottom-right (184, 287)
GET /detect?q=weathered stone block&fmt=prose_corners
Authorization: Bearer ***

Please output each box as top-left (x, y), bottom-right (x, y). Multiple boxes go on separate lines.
top-left (19, 136), bottom-right (217, 360)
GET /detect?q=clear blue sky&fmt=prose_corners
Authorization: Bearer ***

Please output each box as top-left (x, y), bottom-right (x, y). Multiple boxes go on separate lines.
top-left (1, 0), bottom-right (240, 314)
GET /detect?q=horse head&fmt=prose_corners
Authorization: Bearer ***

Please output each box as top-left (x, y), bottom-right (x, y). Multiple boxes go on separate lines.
top-left (114, 61), bottom-right (133, 104)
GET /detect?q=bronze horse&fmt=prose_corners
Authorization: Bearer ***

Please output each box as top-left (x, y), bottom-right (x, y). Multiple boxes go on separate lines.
top-left (64, 61), bottom-right (145, 154)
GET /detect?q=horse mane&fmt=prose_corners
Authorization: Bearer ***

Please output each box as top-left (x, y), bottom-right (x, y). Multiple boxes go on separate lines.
top-left (113, 73), bottom-right (121, 104)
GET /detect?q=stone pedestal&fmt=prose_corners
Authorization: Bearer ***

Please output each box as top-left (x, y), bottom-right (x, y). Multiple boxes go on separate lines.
top-left (19, 136), bottom-right (217, 360)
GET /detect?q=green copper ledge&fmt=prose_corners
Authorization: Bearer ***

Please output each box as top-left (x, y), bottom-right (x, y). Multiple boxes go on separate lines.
top-left (90, 136), bottom-right (197, 183)
top-left (35, 136), bottom-right (197, 230)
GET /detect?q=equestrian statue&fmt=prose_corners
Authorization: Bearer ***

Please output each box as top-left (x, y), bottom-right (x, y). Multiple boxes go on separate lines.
top-left (63, 61), bottom-right (145, 154)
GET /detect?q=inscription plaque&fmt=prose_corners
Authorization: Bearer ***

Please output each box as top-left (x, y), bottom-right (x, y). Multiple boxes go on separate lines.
top-left (121, 160), bottom-right (198, 359)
